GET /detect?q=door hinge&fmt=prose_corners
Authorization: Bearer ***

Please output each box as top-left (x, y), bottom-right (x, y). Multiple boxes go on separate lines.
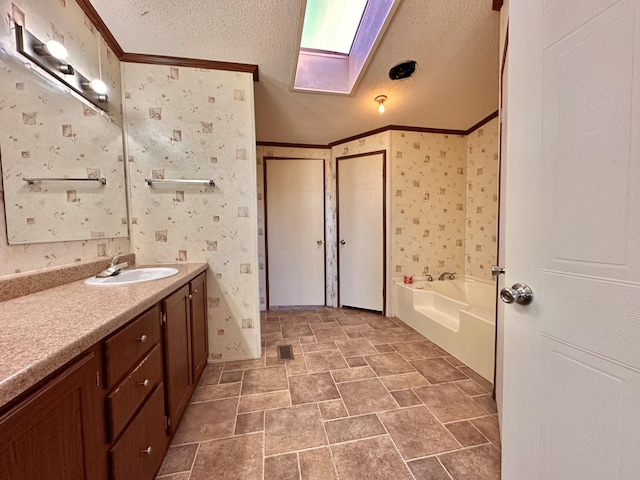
top-left (161, 312), bottom-right (167, 325)
top-left (95, 371), bottom-right (100, 387)
top-left (165, 415), bottom-right (171, 431)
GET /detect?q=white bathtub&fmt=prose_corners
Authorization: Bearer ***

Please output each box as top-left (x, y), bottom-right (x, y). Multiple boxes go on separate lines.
top-left (394, 276), bottom-right (496, 381)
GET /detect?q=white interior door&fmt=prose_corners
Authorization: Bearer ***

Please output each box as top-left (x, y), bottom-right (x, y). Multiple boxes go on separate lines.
top-left (266, 158), bottom-right (325, 307)
top-left (338, 152), bottom-right (384, 312)
top-left (502, 1), bottom-right (640, 479)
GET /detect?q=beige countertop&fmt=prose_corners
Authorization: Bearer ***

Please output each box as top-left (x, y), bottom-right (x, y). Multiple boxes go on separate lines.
top-left (0, 262), bottom-right (207, 410)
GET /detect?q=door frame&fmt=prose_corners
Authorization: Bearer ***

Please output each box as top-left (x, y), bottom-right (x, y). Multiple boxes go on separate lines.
top-left (263, 156), bottom-right (327, 309)
top-left (336, 150), bottom-right (387, 315)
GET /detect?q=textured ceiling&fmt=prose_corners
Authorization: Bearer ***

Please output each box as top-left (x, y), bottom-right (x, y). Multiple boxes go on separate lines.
top-left (89, 0), bottom-right (500, 145)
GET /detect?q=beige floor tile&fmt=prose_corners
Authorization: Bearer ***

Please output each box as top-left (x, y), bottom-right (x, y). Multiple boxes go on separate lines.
top-left (365, 352), bottom-right (416, 376)
top-left (375, 344), bottom-right (395, 353)
top-left (223, 357), bottom-right (265, 371)
top-left (299, 447), bottom-right (338, 480)
top-left (264, 453), bottom-right (300, 480)
top-left (405, 339), bottom-right (448, 358)
top-left (471, 415), bottom-right (501, 449)
top-left (190, 433), bottom-right (263, 480)
top-left (445, 420), bottom-right (489, 447)
top-left (458, 366), bottom-right (493, 391)
top-left (318, 399), bottom-right (348, 420)
top-left (302, 341), bottom-right (338, 352)
top-left (289, 372), bottom-right (340, 405)
top-left (365, 317), bottom-right (400, 329)
top-left (198, 363), bottom-right (223, 385)
top-left (310, 320), bottom-right (340, 329)
top-left (238, 390), bottom-right (291, 413)
top-left (345, 356), bottom-right (368, 367)
top-left (337, 378), bottom-right (398, 415)
top-left (380, 406), bottom-right (460, 459)
top-left (414, 384), bottom-right (487, 423)
top-left (261, 322), bottom-right (282, 334)
top-left (331, 436), bottom-right (413, 480)
top-left (362, 328), bottom-right (402, 344)
top-left (241, 366), bottom-right (288, 395)
top-left (455, 378), bottom-right (490, 396)
top-left (390, 342), bottom-right (423, 361)
top-left (380, 372), bottom-right (430, 390)
top-left (390, 389), bottom-right (423, 407)
top-left (346, 331), bottom-right (364, 339)
top-left (220, 370), bottom-right (243, 384)
top-left (285, 357), bottom-right (309, 375)
top-left (265, 404), bottom-right (328, 455)
top-left (235, 411), bottom-right (265, 435)
top-left (304, 350), bottom-right (349, 373)
top-left (156, 473), bottom-right (190, 480)
top-left (443, 354), bottom-right (466, 367)
top-left (312, 326), bottom-right (350, 342)
top-left (282, 324), bottom-right (314, 338)
top-left (438, 444), bottom-right (502, 480)
top-left (331, 365), bottom-right (377, 383)
top-left (473, 393), bottom-right (498, 414)
top-left (172, 397), bottom-right (238, 444)
top-left (157, 444), bottom-right (198, 476)
top-left (411, 358), bottom-right (469, 384)
top-left (192, 382), bottom-right (240, 402)
top-left (406, 457), bottom-right (452, 480)
top-left (336, 316), bottom-right (368, 326)
top-left (325, 414), bottom-right (386, 444)
top-left (334, 338), bottom-right (378, 357)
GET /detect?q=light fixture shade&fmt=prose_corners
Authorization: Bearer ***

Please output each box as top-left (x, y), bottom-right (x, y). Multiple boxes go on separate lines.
top-left (378, 103), bottom-right (385, 113)
top-left (375, 95), bottom-right (387, 113)
top-left (90, 79), bottom-right (108, 94)
top-left (45, 40), bottom-right (68, 60)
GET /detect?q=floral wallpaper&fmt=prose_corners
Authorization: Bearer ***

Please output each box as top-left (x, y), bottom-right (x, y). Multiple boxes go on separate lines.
top-left (0, 0), bottom-right (128, 277)
top-left (465, 117), bottom-right (499, 280)
top-left (390, 131), bottom-right (467, 282)
top-left (123, 62), bottom-right (260, 362)
top-left (255, 145), bottom-right (332, 310)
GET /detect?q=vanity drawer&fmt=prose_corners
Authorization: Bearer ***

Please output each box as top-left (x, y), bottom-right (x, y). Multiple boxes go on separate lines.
top-left (104, 304), bottom-right (161, 387)
top-left (109, 383), bottom-right (167, 480)
top-left (106, 344), bottom-right (163, 442)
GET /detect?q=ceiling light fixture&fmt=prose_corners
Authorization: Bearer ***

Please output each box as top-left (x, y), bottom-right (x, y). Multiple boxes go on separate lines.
top-left (375, 95), bottom-right (387, 113)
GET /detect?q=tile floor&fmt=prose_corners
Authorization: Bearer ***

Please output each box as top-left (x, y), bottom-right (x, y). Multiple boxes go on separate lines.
top-left (156, 307), bottom-right (501, 480)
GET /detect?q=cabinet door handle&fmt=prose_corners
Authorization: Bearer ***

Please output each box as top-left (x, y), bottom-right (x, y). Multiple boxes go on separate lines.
top-left (138, 379), bottom-right (150, 387)
top-left (193, 289), bottom-right (198, 295)
top-left (141, 446), bottom-right (152, 455)
top-left (138, 334), bottom-right (148, 343)
top-left (188, 294), bottom-right (193, 300)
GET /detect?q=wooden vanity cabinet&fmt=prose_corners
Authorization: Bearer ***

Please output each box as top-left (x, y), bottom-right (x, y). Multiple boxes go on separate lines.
top-left (163, 271), bottom-right (208, 434)
top-left (104, 304), bottom-right (167, 480)
top-left (0, 346), bottom-right (107, 480)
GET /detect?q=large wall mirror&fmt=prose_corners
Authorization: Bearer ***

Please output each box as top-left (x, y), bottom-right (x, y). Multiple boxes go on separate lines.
top-left (0, 51), bottom-right (127, 244)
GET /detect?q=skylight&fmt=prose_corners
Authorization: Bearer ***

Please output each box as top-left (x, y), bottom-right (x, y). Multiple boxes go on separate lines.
top-left (293, 0), bottom-right (400, 94)
top-left (300, 0), bottom-right (369, 54)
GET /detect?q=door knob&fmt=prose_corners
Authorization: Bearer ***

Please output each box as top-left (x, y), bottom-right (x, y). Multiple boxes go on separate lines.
top-left (340, 239), bottom-right (346, 245)
top-left (500, 283), bottom-right (533, 305)
top-left (317, 240), bottom-right (323, 245)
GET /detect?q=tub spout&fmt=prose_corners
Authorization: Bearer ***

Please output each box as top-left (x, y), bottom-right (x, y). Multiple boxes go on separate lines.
top-left (438, 272), bottom-right (456, 281)
top-left (426, 275), bottom-right (433, 282)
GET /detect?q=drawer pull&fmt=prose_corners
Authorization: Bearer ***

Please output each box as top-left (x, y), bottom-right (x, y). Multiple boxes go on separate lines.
top-left (138, 379), bottom-right (150, 387)
top-left (141, 446), bottom-right (152, 455)
top-left (138, 334), bottom-right (148, 343)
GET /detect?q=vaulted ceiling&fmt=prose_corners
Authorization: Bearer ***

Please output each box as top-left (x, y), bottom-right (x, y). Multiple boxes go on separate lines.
top-left (89, 0), bottom-right (500, 145)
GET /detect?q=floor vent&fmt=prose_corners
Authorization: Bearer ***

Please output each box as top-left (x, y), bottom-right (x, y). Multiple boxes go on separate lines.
top-left (277, 344), bottom-right (294, 361)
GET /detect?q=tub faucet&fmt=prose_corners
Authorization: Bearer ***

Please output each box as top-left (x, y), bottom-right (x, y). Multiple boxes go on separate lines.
top-left (438, 272), bottom-right (456, 281)
top-left (96, 255), bottom-right (129, 278)
top-left (426, 275), bottom-right (433, 282)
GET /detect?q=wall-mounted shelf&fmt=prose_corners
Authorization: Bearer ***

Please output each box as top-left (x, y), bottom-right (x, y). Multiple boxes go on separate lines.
top-left (144, 178), bottom-right (215, 187)
top-left (23, 177), bottom-right (107, 185)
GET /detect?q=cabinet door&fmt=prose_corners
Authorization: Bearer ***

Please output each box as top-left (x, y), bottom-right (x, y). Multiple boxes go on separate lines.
top-left (190, 272), bottom-right (208, 384)
top-left (0, 347), bottom-right (107, 480)
top-left (162, 284), bottom-right (192, 432)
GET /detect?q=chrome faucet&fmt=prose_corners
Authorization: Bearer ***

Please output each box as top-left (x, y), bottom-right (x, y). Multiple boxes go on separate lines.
top-left (96, 255), bottom-right (129, 278)
top-left (438, 272), bottom-right (456, 281)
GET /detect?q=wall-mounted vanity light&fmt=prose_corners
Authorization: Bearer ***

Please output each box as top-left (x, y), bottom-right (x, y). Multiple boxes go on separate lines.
top-left (15, 25), bottom-right (108, 112)
top-left (375, 95), bottom-right (387, 113)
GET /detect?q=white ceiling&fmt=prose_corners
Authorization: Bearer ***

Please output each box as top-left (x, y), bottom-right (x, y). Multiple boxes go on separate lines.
top-left (89, 0), bottom-right (500, 145)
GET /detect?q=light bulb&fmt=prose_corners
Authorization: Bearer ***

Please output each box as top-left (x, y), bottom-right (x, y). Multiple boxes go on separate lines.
top-left (44, 40), bottom-right (68, 60)
top-left (90, 79), bottom-right (108, 94)
top-left (378, 103), bottom-right (385, 113)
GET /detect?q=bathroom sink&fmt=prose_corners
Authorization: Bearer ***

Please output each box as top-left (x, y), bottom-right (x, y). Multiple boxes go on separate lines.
top-left (85, 267), bottom-right (179, 286)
